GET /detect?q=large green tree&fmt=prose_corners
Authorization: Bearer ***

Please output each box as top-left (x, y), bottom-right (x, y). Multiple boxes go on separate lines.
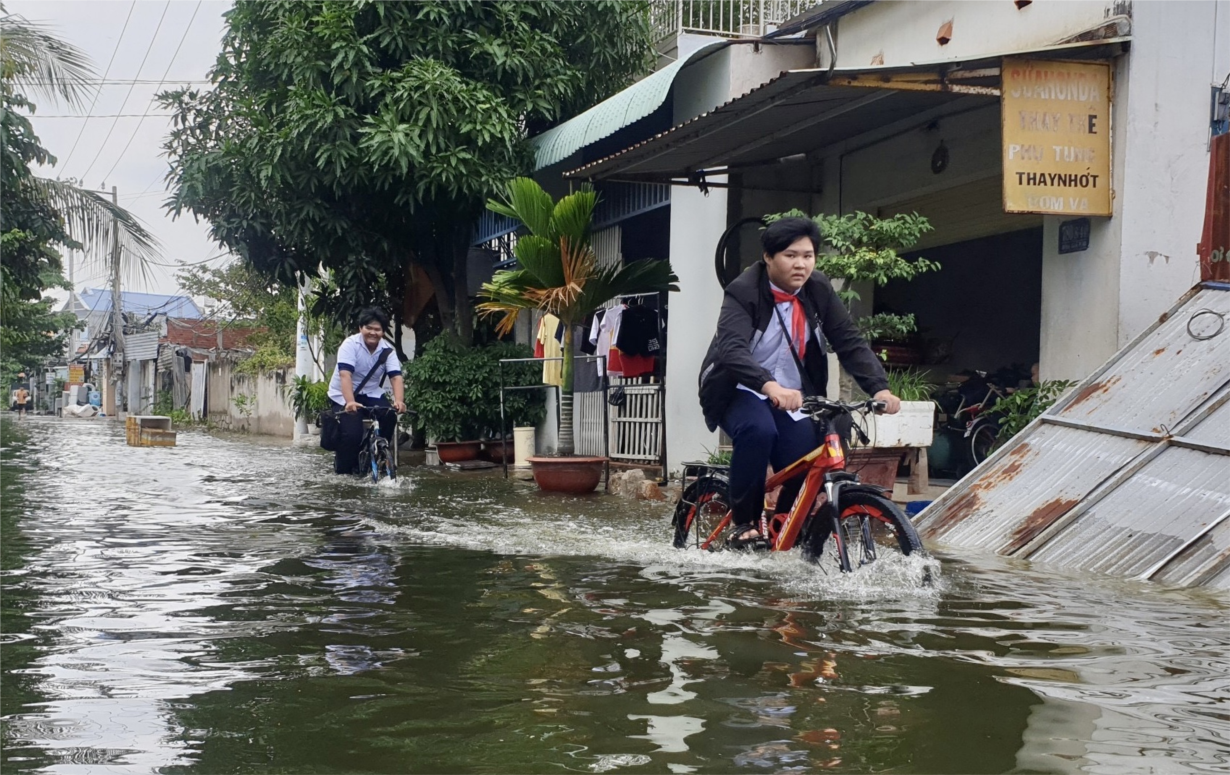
top-left (160, 0), bottom-right (652, 346)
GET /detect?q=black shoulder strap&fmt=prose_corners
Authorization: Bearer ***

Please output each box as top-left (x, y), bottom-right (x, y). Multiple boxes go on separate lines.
top-left (772, 304), bottom-right (819, 396)
top-left (353, 346), bottom-right (390, 394)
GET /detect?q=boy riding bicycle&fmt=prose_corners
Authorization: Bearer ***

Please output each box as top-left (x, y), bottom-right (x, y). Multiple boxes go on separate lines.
top-left (698, 217), bottom-right (901, 549)
top-left (327, 307), bottom-right (405, 475)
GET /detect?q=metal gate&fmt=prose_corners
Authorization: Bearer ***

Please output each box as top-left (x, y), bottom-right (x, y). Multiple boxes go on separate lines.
top-left (609, 380), bottom-right (664, 464)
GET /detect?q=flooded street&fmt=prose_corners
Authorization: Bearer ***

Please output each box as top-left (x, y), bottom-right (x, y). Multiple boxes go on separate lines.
top-left (2, 416), bottom-right (1228, 774)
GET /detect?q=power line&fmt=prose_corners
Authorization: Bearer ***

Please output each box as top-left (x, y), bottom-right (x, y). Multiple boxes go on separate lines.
top-left (77, 0), bottom-right (172, 187)
top-left (57, 0), bottom-right (137, 173)
top-left (100, 1), bottom-right (203, 185)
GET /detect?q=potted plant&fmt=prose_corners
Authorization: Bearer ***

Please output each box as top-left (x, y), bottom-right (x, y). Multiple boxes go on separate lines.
top-left (289, 376), bottom-right (332, 431)
top-left (404, 336), bottom-right (489, 462)
top-left (478, 178), bottom-right (678, 493)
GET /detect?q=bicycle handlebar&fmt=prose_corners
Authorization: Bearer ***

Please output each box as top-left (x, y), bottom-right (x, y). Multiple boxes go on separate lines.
top-left (800, 396), bottom-right (885, 417)
top-left (351, 405), bottom-right (400, 418)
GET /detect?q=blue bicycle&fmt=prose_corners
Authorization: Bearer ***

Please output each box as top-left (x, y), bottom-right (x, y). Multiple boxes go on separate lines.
top-left (355, 405), bottom-right (398, 483)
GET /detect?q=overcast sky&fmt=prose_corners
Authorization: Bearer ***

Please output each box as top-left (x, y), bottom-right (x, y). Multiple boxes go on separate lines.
top-left (13, 0), bottom-right (235, 299)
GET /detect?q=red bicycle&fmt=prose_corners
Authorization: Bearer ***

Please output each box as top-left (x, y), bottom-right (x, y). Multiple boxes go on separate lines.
top-left (672, 397), bottom-right (924, 572)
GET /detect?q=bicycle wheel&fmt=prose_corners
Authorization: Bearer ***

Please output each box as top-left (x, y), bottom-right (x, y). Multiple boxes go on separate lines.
top-left (807, 491), bottom-right (924, 571)
top-left (968, 421), bottom-right (999, 467)
top-left (672, 475), bottom-right (732, 550)
top-left (375, 437), bottom-right (396, 481)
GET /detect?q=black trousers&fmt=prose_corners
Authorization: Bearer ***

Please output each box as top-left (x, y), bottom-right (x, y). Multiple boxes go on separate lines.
top-left (719, 391), bottom-right (822, 529)
top-left (332, 395), bottom-right (396, 475)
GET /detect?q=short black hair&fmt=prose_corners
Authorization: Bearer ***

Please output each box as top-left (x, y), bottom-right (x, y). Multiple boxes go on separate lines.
top-left (762, 217), bottom-right (821, 257)
top-left (356, 307), bottom-right (390, 331)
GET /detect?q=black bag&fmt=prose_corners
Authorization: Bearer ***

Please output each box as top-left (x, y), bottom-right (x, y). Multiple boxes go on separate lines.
top-left (318, 347), bottom-right (390, 452)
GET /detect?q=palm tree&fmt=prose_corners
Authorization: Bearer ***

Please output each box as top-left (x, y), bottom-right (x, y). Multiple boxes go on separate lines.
top-left (1, 6), bottom-right (159, 275)
top-left (478, 177), bottom-right (678, 457)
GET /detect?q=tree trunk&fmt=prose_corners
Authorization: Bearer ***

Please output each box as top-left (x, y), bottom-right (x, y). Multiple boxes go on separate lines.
top-left (558, 325), bottom-right (575, 456)
top-left (422, 263), bottom-right (454, 337)
top-left (452, 243), bottom-right (473, 347)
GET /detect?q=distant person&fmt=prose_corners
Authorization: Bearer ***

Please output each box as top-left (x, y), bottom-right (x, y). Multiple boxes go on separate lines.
top-left (13, 386), bottom-right (30, 419)
top-left (327, 308), bottom-right (405, 474)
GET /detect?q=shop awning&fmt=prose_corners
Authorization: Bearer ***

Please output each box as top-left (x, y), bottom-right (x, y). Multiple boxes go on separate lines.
top-left (530, 40), bottom-right (728, 171)
top-left (565, 38), bottom-right (1130, 183)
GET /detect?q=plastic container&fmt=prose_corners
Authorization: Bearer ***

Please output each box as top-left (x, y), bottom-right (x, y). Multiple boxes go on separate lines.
top-left (905, 500), bottom-right (933, 517)
top-left (513, 426), bottom-right (536, 468)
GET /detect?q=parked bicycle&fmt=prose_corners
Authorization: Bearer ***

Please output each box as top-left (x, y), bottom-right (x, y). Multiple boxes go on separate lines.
top-left (354, 405), bottom-right (399, 483)
top-left (671, 398), bottom-right (925, 573)
top-left (934, 372), bottom-right (1008, 471)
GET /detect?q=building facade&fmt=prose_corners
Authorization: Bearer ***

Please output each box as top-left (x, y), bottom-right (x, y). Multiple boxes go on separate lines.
top-left (525, 0), bottom-right (1229, 474)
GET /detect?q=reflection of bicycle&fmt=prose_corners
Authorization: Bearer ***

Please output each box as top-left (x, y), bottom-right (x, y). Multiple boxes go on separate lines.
top-left (354, 406), bottom-right (398, 483)
top-left (672, 398), bottom-right (924, 573)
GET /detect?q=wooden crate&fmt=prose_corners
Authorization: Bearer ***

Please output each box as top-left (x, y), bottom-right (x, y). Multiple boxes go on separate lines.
top-left (126, 416), bottom-right (176, 447)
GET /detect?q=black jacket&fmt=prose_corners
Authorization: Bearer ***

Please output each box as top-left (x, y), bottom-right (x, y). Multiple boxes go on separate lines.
top-left (698, 262), bottom-right (889, 431)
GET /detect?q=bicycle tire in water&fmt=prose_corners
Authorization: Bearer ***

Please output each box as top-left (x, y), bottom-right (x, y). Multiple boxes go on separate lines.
top-left (672, 475), bottom-right (732, 550)
top-left (806, 491), bottom-right (924, 570)
top-left (375, 438), bottom-right (396, 481)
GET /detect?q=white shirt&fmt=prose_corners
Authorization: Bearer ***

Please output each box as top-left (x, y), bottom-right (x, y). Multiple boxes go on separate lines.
top-left (328, 333), bottom-right (402, 403)
top-left (588, 305), bottom-right (624, 377)
top-left (737, 282), bottom-right (812, 420)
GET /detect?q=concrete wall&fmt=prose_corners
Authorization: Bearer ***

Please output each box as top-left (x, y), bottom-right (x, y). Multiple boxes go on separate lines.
top-left (1113, 1), bottom-right (1217, 344)
top-left (1042, 2), bottom-right (1223, 381)
top-left (831, 0), bottom-right (1120, 69)
top-left (665, 182), bottom-right (728, 473)
top-left (206, 360), bottom-right (295, 437)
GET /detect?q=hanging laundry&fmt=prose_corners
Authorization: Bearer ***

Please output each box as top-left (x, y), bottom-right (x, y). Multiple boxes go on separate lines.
top-left (537, 313), bottom-right (563, 386)
top-left (571, 326), bottom-right (602, 393)
top-left (615, 304), bottom-right (661, 356)
top-left (588, 306), bottom-right (622, 377)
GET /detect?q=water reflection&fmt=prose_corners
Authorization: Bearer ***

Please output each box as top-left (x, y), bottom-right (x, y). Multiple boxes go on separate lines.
top-left (2, 416), bottom-right (1229, 774)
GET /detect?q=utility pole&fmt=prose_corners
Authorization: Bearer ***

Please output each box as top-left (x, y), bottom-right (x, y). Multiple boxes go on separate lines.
top-left (294, 274), bottom-right (313, 441)
top-left (109, 185), bottom-right (126, 417)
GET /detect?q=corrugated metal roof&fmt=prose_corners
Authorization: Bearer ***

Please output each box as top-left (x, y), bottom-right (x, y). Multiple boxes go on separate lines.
top-left (564, 68), bottom-right (962, 180)
top-left (565, 38), bottom-right (1129, 182)
top-left (1052, 286), bottom-right (1230, 435)
top-left (530, 41), bottom-right (728, 171)
top-left (920, 423), bottom-right (1151, 555)
top-left (916, 284), bottom-right (1230, 589)
top-left (125, 332), bottom-right (160, 362)
top-left (1026, 447), bottom-right (1230, 579)
top-left (78, 288), bottom-right (204, 319)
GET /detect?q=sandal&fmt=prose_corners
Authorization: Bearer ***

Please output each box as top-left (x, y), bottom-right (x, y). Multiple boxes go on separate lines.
top-left (725, 525), bottom-right (769, 551)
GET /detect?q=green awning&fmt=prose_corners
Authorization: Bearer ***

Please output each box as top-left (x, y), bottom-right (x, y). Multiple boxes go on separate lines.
top-left (531, 41), bottom-right (727, 170)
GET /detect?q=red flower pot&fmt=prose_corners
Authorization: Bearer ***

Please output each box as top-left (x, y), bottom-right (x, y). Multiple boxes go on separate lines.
top-left (436, 440), bottom-right (482, 463)
top-left (527, 456), bottom-right (606, 494)
top-left (845, 448), bottom-right (904, 492)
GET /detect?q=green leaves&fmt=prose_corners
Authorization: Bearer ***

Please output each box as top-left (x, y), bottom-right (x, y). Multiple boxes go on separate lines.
top-left (403, 336), bottom-right (543, 441)
top-left (158, 1), bottom-right (652, 334)
top-left (489, 176), bottom-right (554, 236)
top-left (990, 380), bottom-right (1078, 441)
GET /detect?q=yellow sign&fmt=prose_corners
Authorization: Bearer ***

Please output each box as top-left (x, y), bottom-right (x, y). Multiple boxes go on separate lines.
top-left (1002, 58), bottom-right (1112, 216)
top-left (67, 365), bottom-right (85, 384)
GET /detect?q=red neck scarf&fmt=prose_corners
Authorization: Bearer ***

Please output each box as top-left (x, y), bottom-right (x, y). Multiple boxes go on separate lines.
top-left (771, 288), bottom-right (806, 359)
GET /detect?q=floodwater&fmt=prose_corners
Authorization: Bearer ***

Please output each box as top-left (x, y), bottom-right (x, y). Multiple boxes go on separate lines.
top-left (2, 417), bottom-right (1228, 774)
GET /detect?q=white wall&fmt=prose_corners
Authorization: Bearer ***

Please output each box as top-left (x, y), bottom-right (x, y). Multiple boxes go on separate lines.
top-left (832, 0), bottom-right (1119, 69)
top-left (665, 182), bottom-right (727, 473)
top-left (1041, 2), bottom-right (1221, 380)
top-left (206, 360), bottom-right (295, 437)
top-left (1114, 1), bottom-right (1215, 345)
